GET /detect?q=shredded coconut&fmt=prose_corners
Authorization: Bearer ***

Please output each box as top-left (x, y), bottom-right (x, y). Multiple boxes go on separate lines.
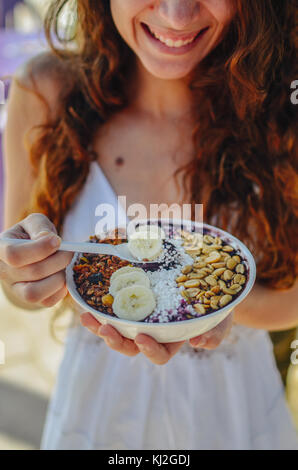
top-left (144, 239), bottom-right (197, 323)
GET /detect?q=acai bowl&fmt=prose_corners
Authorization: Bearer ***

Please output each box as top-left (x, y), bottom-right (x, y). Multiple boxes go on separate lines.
top-left (66, 219), bottom-right (256, 343)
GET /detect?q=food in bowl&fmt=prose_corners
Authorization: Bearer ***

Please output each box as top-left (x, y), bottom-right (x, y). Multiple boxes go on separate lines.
top-left (127, 224), bottom-right (166, 261)
top-left (72, 221), bottom-right (248, 323)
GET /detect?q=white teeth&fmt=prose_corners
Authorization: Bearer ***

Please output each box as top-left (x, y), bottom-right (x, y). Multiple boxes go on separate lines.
top-left (148, 26), bottom-right (197, 47)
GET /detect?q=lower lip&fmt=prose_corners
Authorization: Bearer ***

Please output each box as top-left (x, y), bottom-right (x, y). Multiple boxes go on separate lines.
top-left (141, 23), bottom-right (209, 56)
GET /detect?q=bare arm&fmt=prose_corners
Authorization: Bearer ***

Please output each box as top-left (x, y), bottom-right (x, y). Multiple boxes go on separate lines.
top-left (1, 55), bottom-right (66, 309)
top-left (2, 54), bottom-right (61, 230)
top-left (1, 76), bottom-right (41, 308)
top-left (233, 280), bottom-right (298, 331)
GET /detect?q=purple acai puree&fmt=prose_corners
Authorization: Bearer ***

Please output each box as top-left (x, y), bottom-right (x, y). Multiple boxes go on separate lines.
top-left (144, 299), bottom-right (203, 323)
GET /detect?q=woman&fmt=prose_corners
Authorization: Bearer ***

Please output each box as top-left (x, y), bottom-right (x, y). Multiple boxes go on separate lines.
top-left (1, 0), bottom-right (298, 449)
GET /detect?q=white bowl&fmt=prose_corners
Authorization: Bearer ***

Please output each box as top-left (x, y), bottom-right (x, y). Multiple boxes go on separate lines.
top-left (66, 220), bottom-right (256, 343)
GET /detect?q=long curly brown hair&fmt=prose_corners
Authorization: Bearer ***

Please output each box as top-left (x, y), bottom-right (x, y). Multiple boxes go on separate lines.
top-left (20, 0), bottom-right (298, 290)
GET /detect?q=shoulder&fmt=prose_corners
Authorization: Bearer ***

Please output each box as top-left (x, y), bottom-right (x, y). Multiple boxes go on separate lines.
top-left (12, 50), bottom-right (73, 119)
top-left (3, 52), bottom-right (74, 229)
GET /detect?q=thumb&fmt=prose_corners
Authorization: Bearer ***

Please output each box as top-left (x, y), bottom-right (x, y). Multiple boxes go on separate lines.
top-left (20, 213), bottom-right (59, 241)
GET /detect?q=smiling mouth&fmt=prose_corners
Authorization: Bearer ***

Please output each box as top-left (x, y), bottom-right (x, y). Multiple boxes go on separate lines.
top-left (141, 23), bottom-right (209, 48)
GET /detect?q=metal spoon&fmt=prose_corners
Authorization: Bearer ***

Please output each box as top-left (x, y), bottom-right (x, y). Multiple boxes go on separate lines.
top-left (0, 238), bottom-right (153, 264)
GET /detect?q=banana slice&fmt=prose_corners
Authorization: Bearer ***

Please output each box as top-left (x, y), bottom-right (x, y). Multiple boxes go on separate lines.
top-left (128, 227), bottom-right (163, 261)
top-left (135, 224), bottom-right (166, 240)
top-left (109, 270), bottom-right (150, 297)
top-left (112, 285), bottom-right (156, 321)
top-left (110, 266), bottom-right (146, 284)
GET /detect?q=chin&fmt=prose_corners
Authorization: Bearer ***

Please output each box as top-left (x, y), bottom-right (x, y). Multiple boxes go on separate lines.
top-left (139, 57), bottom-right (196, 80)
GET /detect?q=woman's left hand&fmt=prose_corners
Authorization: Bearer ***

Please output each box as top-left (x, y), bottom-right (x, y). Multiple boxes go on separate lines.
top-left (80, 311), bottom-right (234, 365)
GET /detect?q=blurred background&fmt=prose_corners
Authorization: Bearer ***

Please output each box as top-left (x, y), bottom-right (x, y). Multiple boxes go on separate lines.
top-left (0, 0), bottom-right (297, 450)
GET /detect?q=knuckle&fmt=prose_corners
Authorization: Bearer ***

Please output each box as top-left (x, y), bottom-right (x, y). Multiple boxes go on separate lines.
top-left (26, 263), bottom-right (44, 280)
top-left (26, 213), bottom-right (57, 234)
top-left (4, 245), bottom-right (22, 266)
top-left (26, 213), bottom-right (46, 224)
top-left (25, 213), bottom-right (44, 225)
top-left (23, 283), bottom-right (40, 303)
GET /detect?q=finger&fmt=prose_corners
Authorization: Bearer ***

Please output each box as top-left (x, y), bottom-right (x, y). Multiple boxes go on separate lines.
top-left (99, 324), bottom-right (140, 356)
top-left (0, 233), bottom-right (61, 267)
top-left (11, 250), bottom-right (74, 282)
top-left (163, 340), bottom-right (186, 356)
top-left (80, 312), bottom-right (102, 334)
top-left (11, 270), bottom-right (66, 304)
top-left (0, 212), bottom-right (58, 243)
top-left (189, 312), bottom-right (234, 350)
top-left (135, 334), bottom-right (185, 365)
top-left (40, 285), bottom-right (68, 308)
top-left (80, 313), bottom-right (139, 357)
top-left (20, 213), bottom-right (58, 239)
top-left (0, 259), bottom-right (8, 282)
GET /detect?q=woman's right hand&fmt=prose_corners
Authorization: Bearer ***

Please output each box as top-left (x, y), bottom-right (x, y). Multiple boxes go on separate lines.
top-left (0, 213), bottom-right (73, 308)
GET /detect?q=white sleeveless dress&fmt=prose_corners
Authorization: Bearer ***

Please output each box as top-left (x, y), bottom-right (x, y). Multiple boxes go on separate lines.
top-left (40, 161), bottom-right (298, 450)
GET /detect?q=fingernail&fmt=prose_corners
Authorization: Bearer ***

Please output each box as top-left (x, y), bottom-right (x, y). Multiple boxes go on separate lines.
top-left (106, 337), bottom-right (117, 347)
top-left (192, 337), bottom-right (207, 348)
top-left (80, 315), bottom-right (98, 334)
top-left (34, 231), bottom-right (52, 239)
top-left (82, 322), bottom-right (98, 335)
top-left (136, 342), bottom-right (151, 354)
top-left (99, 326), bottom-right (109, 337)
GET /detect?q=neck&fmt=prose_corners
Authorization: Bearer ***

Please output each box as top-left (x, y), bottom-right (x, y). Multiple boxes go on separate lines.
top-left (129, 60), bottom-right (194, 122)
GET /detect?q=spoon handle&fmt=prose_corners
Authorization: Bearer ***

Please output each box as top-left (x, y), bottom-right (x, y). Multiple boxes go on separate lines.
top-left (60, 241), bottom-right (116, 255)
top-left (0, 238), bottom-right (117, 256)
